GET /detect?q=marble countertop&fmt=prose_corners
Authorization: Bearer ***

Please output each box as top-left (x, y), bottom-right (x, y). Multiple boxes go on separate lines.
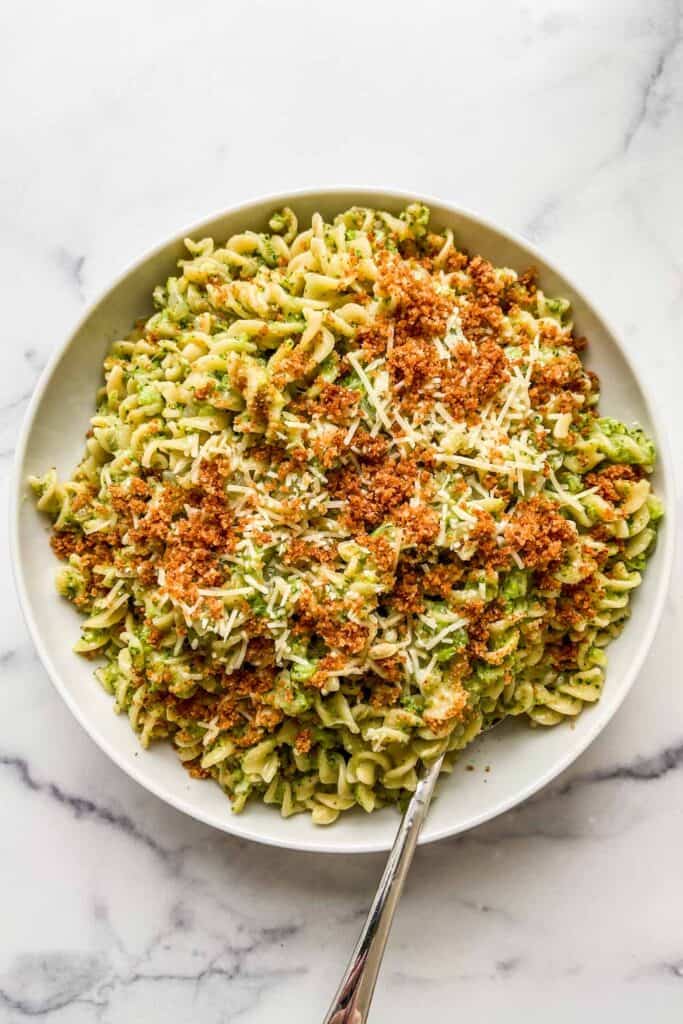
top-left (2, 1), bottom-right (682, 1020)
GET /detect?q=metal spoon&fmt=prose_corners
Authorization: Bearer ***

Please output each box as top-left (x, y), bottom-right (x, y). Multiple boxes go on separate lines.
top-left (322, 748), bottom-right (447, 1024)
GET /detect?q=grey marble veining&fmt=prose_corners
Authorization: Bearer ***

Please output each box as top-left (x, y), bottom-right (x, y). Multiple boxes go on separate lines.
top-left (1, 0), bottom-right (682, 1020)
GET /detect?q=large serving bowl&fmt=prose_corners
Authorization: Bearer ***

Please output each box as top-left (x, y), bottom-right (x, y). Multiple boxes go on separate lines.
top-left (11, 189), bottom-right (674, 853)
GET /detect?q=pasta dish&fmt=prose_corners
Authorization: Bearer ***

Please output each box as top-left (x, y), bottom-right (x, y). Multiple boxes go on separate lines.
top-left (31, 203), bottom-right (662, 823)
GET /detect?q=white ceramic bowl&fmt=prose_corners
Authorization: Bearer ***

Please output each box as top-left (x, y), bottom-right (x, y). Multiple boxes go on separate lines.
top-left (11, 189), bottom-right (674, 854)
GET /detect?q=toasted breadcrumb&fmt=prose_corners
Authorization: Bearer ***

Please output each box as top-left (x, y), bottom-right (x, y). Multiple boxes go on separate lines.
top-left (506, 497), bottom-right (576, 571)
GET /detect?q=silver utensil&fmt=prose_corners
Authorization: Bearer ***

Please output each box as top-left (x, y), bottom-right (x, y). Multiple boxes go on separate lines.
top-left (322, 748), bottom-right (447, 1024)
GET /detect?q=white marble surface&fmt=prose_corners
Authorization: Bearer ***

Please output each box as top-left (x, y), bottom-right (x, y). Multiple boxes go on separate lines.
top-left (1, 1), bottom-right (682, 1020)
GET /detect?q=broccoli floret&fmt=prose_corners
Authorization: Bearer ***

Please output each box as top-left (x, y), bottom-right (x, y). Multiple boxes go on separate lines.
top-left (502, 569), bottom-right (528, 601)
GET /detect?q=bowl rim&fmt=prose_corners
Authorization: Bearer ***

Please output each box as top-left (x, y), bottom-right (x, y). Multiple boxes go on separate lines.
top-left (10, 186), bottom-right (676, 854)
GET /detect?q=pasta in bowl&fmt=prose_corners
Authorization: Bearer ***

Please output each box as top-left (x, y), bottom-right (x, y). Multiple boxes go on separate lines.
top-left (13, 190), bottom-right (673, 852)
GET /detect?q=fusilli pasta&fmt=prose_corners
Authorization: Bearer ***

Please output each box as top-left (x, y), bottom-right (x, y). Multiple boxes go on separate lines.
top-left (31, 203), bottom-right (662, 823)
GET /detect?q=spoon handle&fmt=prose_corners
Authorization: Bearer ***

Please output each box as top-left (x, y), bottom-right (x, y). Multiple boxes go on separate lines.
top-left (322, 752), bottom-right (445, 1024)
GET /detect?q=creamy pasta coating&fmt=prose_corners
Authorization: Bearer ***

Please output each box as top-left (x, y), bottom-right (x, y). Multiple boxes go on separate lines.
top-left (32, 204), bottom-right (662, 824)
